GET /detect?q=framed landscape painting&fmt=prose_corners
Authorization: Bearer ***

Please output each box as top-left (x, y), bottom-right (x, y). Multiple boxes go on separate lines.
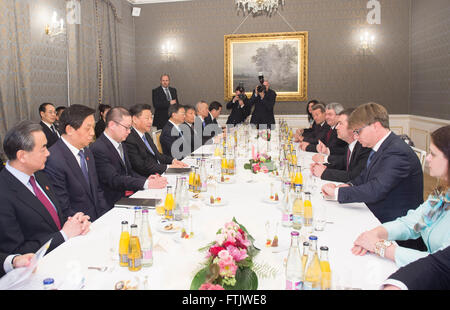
top-left (224, 31), bottom-right (308, 102)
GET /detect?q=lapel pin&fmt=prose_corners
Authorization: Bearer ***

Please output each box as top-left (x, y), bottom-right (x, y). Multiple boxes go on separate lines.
top-left (86, 157), bottom-right (89, 161)
top-left (45, 186), bottom-right (50, 191)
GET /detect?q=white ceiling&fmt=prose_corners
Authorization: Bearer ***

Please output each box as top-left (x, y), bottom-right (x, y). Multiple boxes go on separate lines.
top-left (128, 0), bottom-right (192, 4)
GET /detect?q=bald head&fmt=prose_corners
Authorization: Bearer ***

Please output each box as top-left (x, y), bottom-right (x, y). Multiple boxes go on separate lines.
top-left (195, 101), bottom-right (209, 118)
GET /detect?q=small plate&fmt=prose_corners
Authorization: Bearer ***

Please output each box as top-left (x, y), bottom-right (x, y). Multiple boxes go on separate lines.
top-left (204, 197), bottom-right (227, 207)
top-left (157, 220), bottom-right (182, 234)
top-left (218, 176), bottom-right (236, 184)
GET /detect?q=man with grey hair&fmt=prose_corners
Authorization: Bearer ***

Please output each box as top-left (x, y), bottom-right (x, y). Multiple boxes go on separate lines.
top-left (194, 100), bottom-right (213, 145)
top-left (90, 107), bottom-right (168, 209)
top-left (0, 120), bottom-right (90, 256)
top-left (152, 74), bottom-right (179, 130)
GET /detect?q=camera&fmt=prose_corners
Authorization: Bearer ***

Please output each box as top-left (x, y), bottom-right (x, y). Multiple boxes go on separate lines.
top-left (257, 85), bottom-right (265, 93)
top-left (238, 93), bottom-right (246, 100)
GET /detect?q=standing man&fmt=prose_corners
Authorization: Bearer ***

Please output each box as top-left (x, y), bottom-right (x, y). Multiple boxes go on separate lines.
top-left (249, 79), bottom-right (277, 129)
top-left (90, 107), bottom-right (167, 208)
top-left (152, 74), bottom-right (178, 130)
top-left (39, 103), bottom-right (60, 149)
top-left (0, 121), bottom-right (90, 255)
top-left (44, 104), bottom-right (110, 222)
top-left (226, 85), bottom-right (251, 126)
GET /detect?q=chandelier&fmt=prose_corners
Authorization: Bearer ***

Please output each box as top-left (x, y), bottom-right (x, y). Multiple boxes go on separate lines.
top-left (235, 0), bottom-right (285, 16)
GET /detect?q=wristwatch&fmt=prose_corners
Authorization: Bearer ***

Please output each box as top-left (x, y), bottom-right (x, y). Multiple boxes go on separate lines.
top-left (375, 240), bottom-right (393, 258)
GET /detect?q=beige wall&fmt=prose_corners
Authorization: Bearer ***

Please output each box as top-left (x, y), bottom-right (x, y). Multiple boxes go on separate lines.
top-left (134, 0), bottom-right (411, 116)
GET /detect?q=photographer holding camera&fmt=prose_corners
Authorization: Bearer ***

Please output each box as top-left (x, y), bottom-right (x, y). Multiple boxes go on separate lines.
top-left (249, 73), bottom-right (277, 129)
top-left (226, 84), bottom-right (251, 125)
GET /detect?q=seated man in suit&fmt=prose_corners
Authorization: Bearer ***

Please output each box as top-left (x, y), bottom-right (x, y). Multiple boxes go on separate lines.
top-left (299, 103), bottom-right (330, 150)
top-left (194, 100), bottom-right (213, 145)
top-left (322, 102), bottom-right (424, 223)
top-left (152, 74), bottom-right (178, 130)
top-left (90, 107), bottom-right (168, 209)
top-left (0, 121), bottom-right (90, 256)
top-left (382, 246), bottom-right (450, 290)
top-left (39, 102), bottom-right (60, 149)
top-left (310, 108), bottom-right (371, 183)
top-left (160, 104), bottom-right (190, 159)
top-left (204, 101), bottom-right (223, 139)
top-left (314, 102), bottom-right (348, 156)
top-left (181, 105), bottom-right (200, 153)
top-left (1, 252), bottom-right (34, 278)
top-left (124, 104), bottom-right (186, 178)
top-left (44, 104), bottom-right (110, 222)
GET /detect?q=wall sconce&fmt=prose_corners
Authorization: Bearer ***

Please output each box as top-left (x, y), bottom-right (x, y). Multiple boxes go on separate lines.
top-left (161, 41), bottom-right (175, 62)
top-left (45, 11), bottom-right (65, 37)
top-left (359, 31), bottom-right (375, 55)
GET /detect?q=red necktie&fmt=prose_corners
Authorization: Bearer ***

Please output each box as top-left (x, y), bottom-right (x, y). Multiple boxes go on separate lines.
top-left (29, 176), bottom-right (61, 230)
top-left (326, 129), bottom-right (332, 143)
top-left (346, 148), bottom-right (351, 171)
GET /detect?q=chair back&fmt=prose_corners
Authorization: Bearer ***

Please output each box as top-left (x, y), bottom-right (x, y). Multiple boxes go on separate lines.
top-left (153, 129), bottom-right (163, 154)
top-left (411, 146), bottom-right (427, 170)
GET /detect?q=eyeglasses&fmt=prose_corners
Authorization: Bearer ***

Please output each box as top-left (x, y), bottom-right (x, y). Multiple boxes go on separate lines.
top-left (353, 124), bottom-right (369, 136)
top-left (113, 121), bottom-right (132, 131)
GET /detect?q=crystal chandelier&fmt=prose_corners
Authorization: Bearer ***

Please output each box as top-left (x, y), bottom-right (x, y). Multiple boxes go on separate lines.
top-left (235, 0), bottom-right (285, 16)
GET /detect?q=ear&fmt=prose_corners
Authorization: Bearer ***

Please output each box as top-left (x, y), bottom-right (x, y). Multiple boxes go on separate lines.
top-left (16, 150), bottom-right (27, 163)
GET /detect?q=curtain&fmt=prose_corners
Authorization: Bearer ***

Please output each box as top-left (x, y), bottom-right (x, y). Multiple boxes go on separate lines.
top-left (0, 0), bottom-right (32, 148)
top-left (67, 0), bottom-right (122, 109)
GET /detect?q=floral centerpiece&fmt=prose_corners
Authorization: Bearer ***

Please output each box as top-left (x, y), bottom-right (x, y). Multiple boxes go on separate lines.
top-left (244, 148), bottom-right (275, 174)
top-left (190, 218), bottom-right (259, 290)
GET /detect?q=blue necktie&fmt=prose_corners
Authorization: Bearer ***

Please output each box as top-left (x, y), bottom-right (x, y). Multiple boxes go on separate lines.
top-left (366, 150), bottom-right (376, 168)
top-left (142, 134), bottom-right (155, 156)
top-left (78, 149), bottom-right (90, 184)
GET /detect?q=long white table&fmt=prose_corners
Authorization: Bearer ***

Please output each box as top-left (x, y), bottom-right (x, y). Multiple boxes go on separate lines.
top-left (15, 139), bottom-right (398, 290)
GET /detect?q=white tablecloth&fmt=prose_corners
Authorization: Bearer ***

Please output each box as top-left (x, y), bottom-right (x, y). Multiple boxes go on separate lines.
top-left (17, 141), bottom-right (398, 290)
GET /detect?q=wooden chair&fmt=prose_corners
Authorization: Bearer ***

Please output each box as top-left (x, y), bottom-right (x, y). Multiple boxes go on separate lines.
top-left (411, 146), bottom-right (427, 170)
top-left (152, 129), bottom-right (163, 154)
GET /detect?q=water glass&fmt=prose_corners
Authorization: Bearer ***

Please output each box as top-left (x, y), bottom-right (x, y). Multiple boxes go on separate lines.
top-left (314, 203), bottom-right (327, 231)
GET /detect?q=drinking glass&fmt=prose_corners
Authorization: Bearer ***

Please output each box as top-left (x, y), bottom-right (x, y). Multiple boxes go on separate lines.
top-left (313, 203), bottom-right (327, 231)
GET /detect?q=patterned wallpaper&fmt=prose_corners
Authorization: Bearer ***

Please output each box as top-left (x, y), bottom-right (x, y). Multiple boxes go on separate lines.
top-left (410, 0), bottom-right (450, 120)
top-left (134, 0), bottom-right (411, 115)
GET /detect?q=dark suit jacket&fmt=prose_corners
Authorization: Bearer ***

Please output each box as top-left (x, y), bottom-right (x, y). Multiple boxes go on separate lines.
top-left (160, 121), bottom-right (188, 159)
top-left (90, 134), bottom-right (146, 209)
top-left (338, 132), bottom-right (424, 223)
top-left (204, 112), bottom-right (222, 139)
top-left (387, 246), bottom-right (450, 290)
top-left (0, 169), bottom-right (66, 256)
top-left (321, 141), bottom-right (371, 183)
top-left (0, 252), bottom-right (8, 277)
top-left (226, 96), bottom-right (251, 125)
top-left (320, 127), bottom-right (348, 156)
top-left (152, 86), bottom-right (178, 130)
top-left (179, 122), bottom-right (200, 154)
top-left (249, 88), bottom-right (277, 127)
top-left (305, 122), bottom-right (331, 152)
top-left (40, 121), bottom-right (59, 149)
top-left (195, 116), bottom-right (212, 145)
top-left (95, 119), bottom-right (106, 139)
top-left (44, 139), bottom-right (109, 222)
top-left (124, 128), bottom-right (173, 177)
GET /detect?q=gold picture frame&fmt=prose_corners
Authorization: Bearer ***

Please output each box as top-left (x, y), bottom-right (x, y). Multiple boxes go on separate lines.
top-left (224, 31), bottom-right (308, 102)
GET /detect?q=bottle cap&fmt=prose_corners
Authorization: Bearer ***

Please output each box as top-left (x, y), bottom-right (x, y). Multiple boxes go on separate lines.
top-left (134, 206), bottom-right (142, 210)
top-left (142, 209), bottom-right (149, 214)
top-left (303, 241), bottom-right (310, 246)
top-left (320, 246), bottom-right (329, 251)
top-left (121, 221), bottom-right (128, 225)
top-left (304, 192), bottom-right (311, 195)
top-left (43, 278), bottom-right (54, 285)
top-left (309, 235), bottom-right (318, 241)
top-left (290, 231), bottom-right (299, 236)
top-left (130, 224), bottom-right (138, 228)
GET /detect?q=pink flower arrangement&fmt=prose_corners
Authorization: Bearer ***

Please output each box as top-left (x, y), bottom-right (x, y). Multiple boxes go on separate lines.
top-left (193, 218), bottom-right (259, 290)
top-left (199, 283), bottom-right (225, 290)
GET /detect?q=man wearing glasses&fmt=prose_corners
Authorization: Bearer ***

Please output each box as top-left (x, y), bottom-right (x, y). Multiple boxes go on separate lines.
top-left (90, 107), bottom-right (168, 209)
top-left (321, 102), bottom-right (425, 250)
top-left (39, 103), bottom-right (60, 148)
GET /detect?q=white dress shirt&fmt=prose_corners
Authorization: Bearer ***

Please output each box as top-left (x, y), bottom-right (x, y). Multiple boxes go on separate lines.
top-left (61, 136), bottom-right (84, 169)
top-left (42, 120), bottom-right (60, 137)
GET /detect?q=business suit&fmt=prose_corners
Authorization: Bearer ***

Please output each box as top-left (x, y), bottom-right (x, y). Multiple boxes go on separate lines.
top-left (320, 127), bottom-right (348, 156)
top-left (0, 169), bottom-right (66, 256)
top-left (195, 116), bottom-right (212, 145)
top-left (40, 121), bottom-right (59, 149)
top-left (180, 122), bottom-right (199, 154)
top-left (249, 88), bottom-right (277, 128)
top-left (90, 134), bottom-right (146, 208)
top-left (304, 122), bottom-right (331, 152)
top-left (152, 86), bottom-right (178, 130)
top-left (44, 139), bottom-right (109, 222)
top-left (321, 141), bottom-right (371, 183)
top-left (204, 112), bottom-right (222, 139)
top-left (124, 128), bottom-right (174, 177)
top-left (387, 246), bottom-right (450, 290)
top-left (160, 121), bottom-right (187, 159)
top-left (338, 132), bottom-right (424, 224)
top-left (226, 96), bottom-right (251, 125)
top-left (0, 252), bottom-right (8, 277)
top-left (95, 119), bottom-right (106, 139)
